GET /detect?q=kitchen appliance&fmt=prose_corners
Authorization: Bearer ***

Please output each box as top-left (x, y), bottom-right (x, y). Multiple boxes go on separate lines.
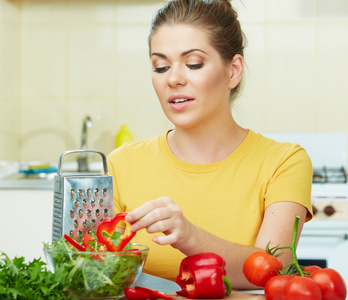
top-left (264, 132), bottom-right (348, 286)
top-left (51, 150), bottom-right (114, 242)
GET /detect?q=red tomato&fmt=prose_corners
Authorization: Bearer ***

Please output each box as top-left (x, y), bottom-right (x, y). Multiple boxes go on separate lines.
top-left (303, 265), bottom-right (322, 275)
top-left (283, 276), bottom-right (322, 300)
top-left (309, 268), bottom-right (347, 300)
top-left (243, 250), bottom-right (283, 287)
top-left (264, 275), bottom-right (294, 300)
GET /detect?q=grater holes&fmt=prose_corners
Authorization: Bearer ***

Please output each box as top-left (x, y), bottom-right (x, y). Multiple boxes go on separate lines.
top-left (69, 230), bottom-right (74, 237)
top-left (103, 187), bottom-right (107, 197)
top-left (91, 199), bottom-right (96, 207)
top-left (78, 230), bottom-right (83, 240)
top-left (73, 219), bottom-right (79, 229)
top-left (95, 208), bottom-right (100, 217)
top-left (70, 189), bottom-right (75, 198)
top-left (78, 189), bottom-right (83, 198)
top-left (91, 219), bottom-right (96, 228)
top-left (87, 209), bottom-right (92, 218)
top-left (70, 209), bottom-right (75, 218)
top-left (78, 209), bottom-right (83, 218)
top-left (73, 199), bottom-right (79, 208)
top-left (87, 188), bottom-right (91, 198)
top-left (82, 219), bottom-right (87, 228)
top-left (104, 208), bottom-right (109, 217)
top-left (82, 199), bottom-right (87, 208)
top-left (94, 188), bottom-right (99, 197)
top-left (99, 198), bottom-right (104, 207)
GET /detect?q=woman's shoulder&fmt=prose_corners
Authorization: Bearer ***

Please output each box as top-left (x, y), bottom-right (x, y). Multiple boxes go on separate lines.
top-left (248, 130), bottom-right (312, 164)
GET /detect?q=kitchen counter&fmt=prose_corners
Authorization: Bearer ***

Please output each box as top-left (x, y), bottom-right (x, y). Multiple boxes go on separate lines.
top-left (171, 291), bottom-right (265, 299)
top-left (0, 161), bottom-right (103, 190)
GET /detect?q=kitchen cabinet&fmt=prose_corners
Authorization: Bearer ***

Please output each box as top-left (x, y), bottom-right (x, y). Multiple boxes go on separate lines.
top-left (0, 189), bottom-right (53, 262)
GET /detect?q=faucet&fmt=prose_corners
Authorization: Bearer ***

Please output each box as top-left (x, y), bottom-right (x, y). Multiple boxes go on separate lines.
top-left (78, 116), bottom-right (93, 172)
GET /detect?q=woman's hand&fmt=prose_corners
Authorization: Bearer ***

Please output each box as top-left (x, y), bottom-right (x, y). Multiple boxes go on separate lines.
top-left (125, 197), bottom-right (194, 249)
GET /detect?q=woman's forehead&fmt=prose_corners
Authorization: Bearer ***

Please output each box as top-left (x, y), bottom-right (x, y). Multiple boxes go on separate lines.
top-left (150, 24), bottom-right (212, 53)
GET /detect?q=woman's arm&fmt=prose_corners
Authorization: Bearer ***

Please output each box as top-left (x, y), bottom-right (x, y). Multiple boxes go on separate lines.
top-left (125, 198), bottom-right (308, 289)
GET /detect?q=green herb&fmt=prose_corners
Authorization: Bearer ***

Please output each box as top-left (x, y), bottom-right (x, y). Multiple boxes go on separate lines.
top-left (43, 232), bottom-right (145, 298)
top-left (0, 252), bottom-right (76, 300)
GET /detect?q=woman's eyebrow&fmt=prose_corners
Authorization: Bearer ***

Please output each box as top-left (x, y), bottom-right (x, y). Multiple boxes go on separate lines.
top-left (181, 48), bottom-right (208, 56)
top-left (151, 48), bottom-right (208, 58)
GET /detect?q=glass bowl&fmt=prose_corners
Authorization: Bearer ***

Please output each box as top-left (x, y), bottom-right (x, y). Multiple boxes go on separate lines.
top-left (43, 243), bottom-right (148, 299)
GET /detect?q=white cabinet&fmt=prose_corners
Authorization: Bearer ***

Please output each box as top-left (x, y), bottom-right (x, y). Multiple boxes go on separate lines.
top-left (0, 189), bottom-right (54, 262)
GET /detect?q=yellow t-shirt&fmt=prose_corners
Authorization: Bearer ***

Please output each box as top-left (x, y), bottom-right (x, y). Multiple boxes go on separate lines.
top-left (107, 130), bottom-right (313, 280)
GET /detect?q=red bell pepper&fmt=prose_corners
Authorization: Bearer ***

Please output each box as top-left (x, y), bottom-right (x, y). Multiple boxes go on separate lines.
top-left (124, 287), bottom-right (150, 300)
top-left (64, 234), bottom-right (86, 252)
top-left (96, 212), bottom-right (136, 252)
top-left (176, 252), bottom-right (232, 299)
top-left (124, 287), bottom-right (173, 300)
top-left (82, 233), bottom-right (107, 262)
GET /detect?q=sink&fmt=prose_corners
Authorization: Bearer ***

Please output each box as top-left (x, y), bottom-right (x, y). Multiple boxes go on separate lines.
top-left (0, 161), bottom-right (104, 190)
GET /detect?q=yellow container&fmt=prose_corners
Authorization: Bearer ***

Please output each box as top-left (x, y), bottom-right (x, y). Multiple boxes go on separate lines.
top-left (116, 125), bottom-right (133, 148)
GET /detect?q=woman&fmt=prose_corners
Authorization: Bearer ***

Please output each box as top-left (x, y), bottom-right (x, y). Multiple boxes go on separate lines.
top-left (107, 0), bottom-right (313, 289)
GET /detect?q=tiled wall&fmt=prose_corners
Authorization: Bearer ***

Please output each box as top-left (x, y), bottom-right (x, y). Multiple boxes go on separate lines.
top-left (0, 0), bottom-right (348, 162)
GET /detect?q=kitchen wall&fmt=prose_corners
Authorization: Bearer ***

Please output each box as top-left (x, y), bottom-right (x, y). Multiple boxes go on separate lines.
top-left (0, 0), bottom-right (20, 161)
top-left (0, 0), bottom-right (348, 163)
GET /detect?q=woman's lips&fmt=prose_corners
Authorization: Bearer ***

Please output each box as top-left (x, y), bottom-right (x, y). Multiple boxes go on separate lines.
top-left (168, 94), bottom-right (195, 111)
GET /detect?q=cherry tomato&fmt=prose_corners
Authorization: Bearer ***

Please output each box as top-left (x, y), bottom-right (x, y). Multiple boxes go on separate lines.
top-left (243, 250), bottom-right (283, 287)
top-left (124, 287), bottom-right (150, 300)
top-left (283, 276), bottom-right (322, 300)
top-left (303, 265), bottom-right (322, 276)
top-left (264, 275), bottom-right (294, 300)
top-left (309, 268), bottom-right (347, 300)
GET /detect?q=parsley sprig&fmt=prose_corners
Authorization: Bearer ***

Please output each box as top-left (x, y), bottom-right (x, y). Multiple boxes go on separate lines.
top-left (0, 252), bottom-right (76, 299)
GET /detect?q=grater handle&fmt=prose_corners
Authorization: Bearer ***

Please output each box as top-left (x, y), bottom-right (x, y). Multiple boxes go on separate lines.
top-left (57, 149), bottom-right (109, 176)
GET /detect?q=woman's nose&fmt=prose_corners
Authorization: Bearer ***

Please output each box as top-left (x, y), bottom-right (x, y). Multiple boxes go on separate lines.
top-left (167, 67), bottom-right (186, 87)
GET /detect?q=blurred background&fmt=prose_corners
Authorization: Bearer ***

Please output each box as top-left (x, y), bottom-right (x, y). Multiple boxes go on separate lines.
top-left (0, 0), bottom-right (347, 162)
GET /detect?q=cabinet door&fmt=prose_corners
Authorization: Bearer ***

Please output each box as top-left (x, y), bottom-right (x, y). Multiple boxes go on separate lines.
top-left (0, 189), bottom-right (53, 262)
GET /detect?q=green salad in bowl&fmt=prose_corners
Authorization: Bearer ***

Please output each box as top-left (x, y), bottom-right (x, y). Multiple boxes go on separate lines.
top-left (44, 232), bottom-right (148, 299)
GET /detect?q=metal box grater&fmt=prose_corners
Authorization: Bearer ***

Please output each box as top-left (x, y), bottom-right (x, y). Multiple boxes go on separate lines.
top-left (52, 150), bottom-right (114, 242)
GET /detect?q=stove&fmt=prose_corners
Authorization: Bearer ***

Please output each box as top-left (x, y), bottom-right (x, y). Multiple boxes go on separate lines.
top-left (312, 166), bottom-right (347, 184)
top-left (263, 132), bottom-right (348, 285)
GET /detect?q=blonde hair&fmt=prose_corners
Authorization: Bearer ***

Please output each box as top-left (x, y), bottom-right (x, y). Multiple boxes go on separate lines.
top-left (148, 0), bottom-right (246, 101)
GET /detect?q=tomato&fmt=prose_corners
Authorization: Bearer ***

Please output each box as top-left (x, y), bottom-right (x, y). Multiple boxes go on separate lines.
top-left (243, 250), bottom-right (283, 287)
top-left (309, 268), bottom-right (347, 300)
top-left (264, 275), bottom-right (294, 300)
top-left (283, 276), bottom-right (322, 300)
top-left (303, 265), bottom-right (322, 276)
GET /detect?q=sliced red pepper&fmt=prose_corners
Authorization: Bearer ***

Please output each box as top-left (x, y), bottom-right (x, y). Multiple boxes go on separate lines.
top-left (82, 233), bottom-right (105, 262)
top-left (134, 287), bottom-right (173, 300)
top-left (124, 287), bottom-right (151, 300)
top-left (96, 212), bottom-right (136, 252)
top-left (176, 252), bottom-right (232, 299)
top-left (64, 234), bottom-right (86, 252)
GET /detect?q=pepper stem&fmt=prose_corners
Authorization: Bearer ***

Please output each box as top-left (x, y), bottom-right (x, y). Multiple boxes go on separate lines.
top-left (275, 215), bottom-right (304, 277)
top-left (223, 276), bottom-right (232, 296)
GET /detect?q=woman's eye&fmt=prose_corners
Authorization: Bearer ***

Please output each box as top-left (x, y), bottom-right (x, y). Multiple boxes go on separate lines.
top-left (187, 63), bottom-right (203, 70)
top-left (154, 66), bottom-right (169, 73)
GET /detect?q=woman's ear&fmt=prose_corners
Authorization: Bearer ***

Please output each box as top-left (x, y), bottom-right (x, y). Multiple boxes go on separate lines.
top-left (228, 54), bottom-right (244, 90)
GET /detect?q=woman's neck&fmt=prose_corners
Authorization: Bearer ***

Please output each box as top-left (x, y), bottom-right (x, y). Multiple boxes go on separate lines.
top-left (167, 121), bottom-right (248, 164)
